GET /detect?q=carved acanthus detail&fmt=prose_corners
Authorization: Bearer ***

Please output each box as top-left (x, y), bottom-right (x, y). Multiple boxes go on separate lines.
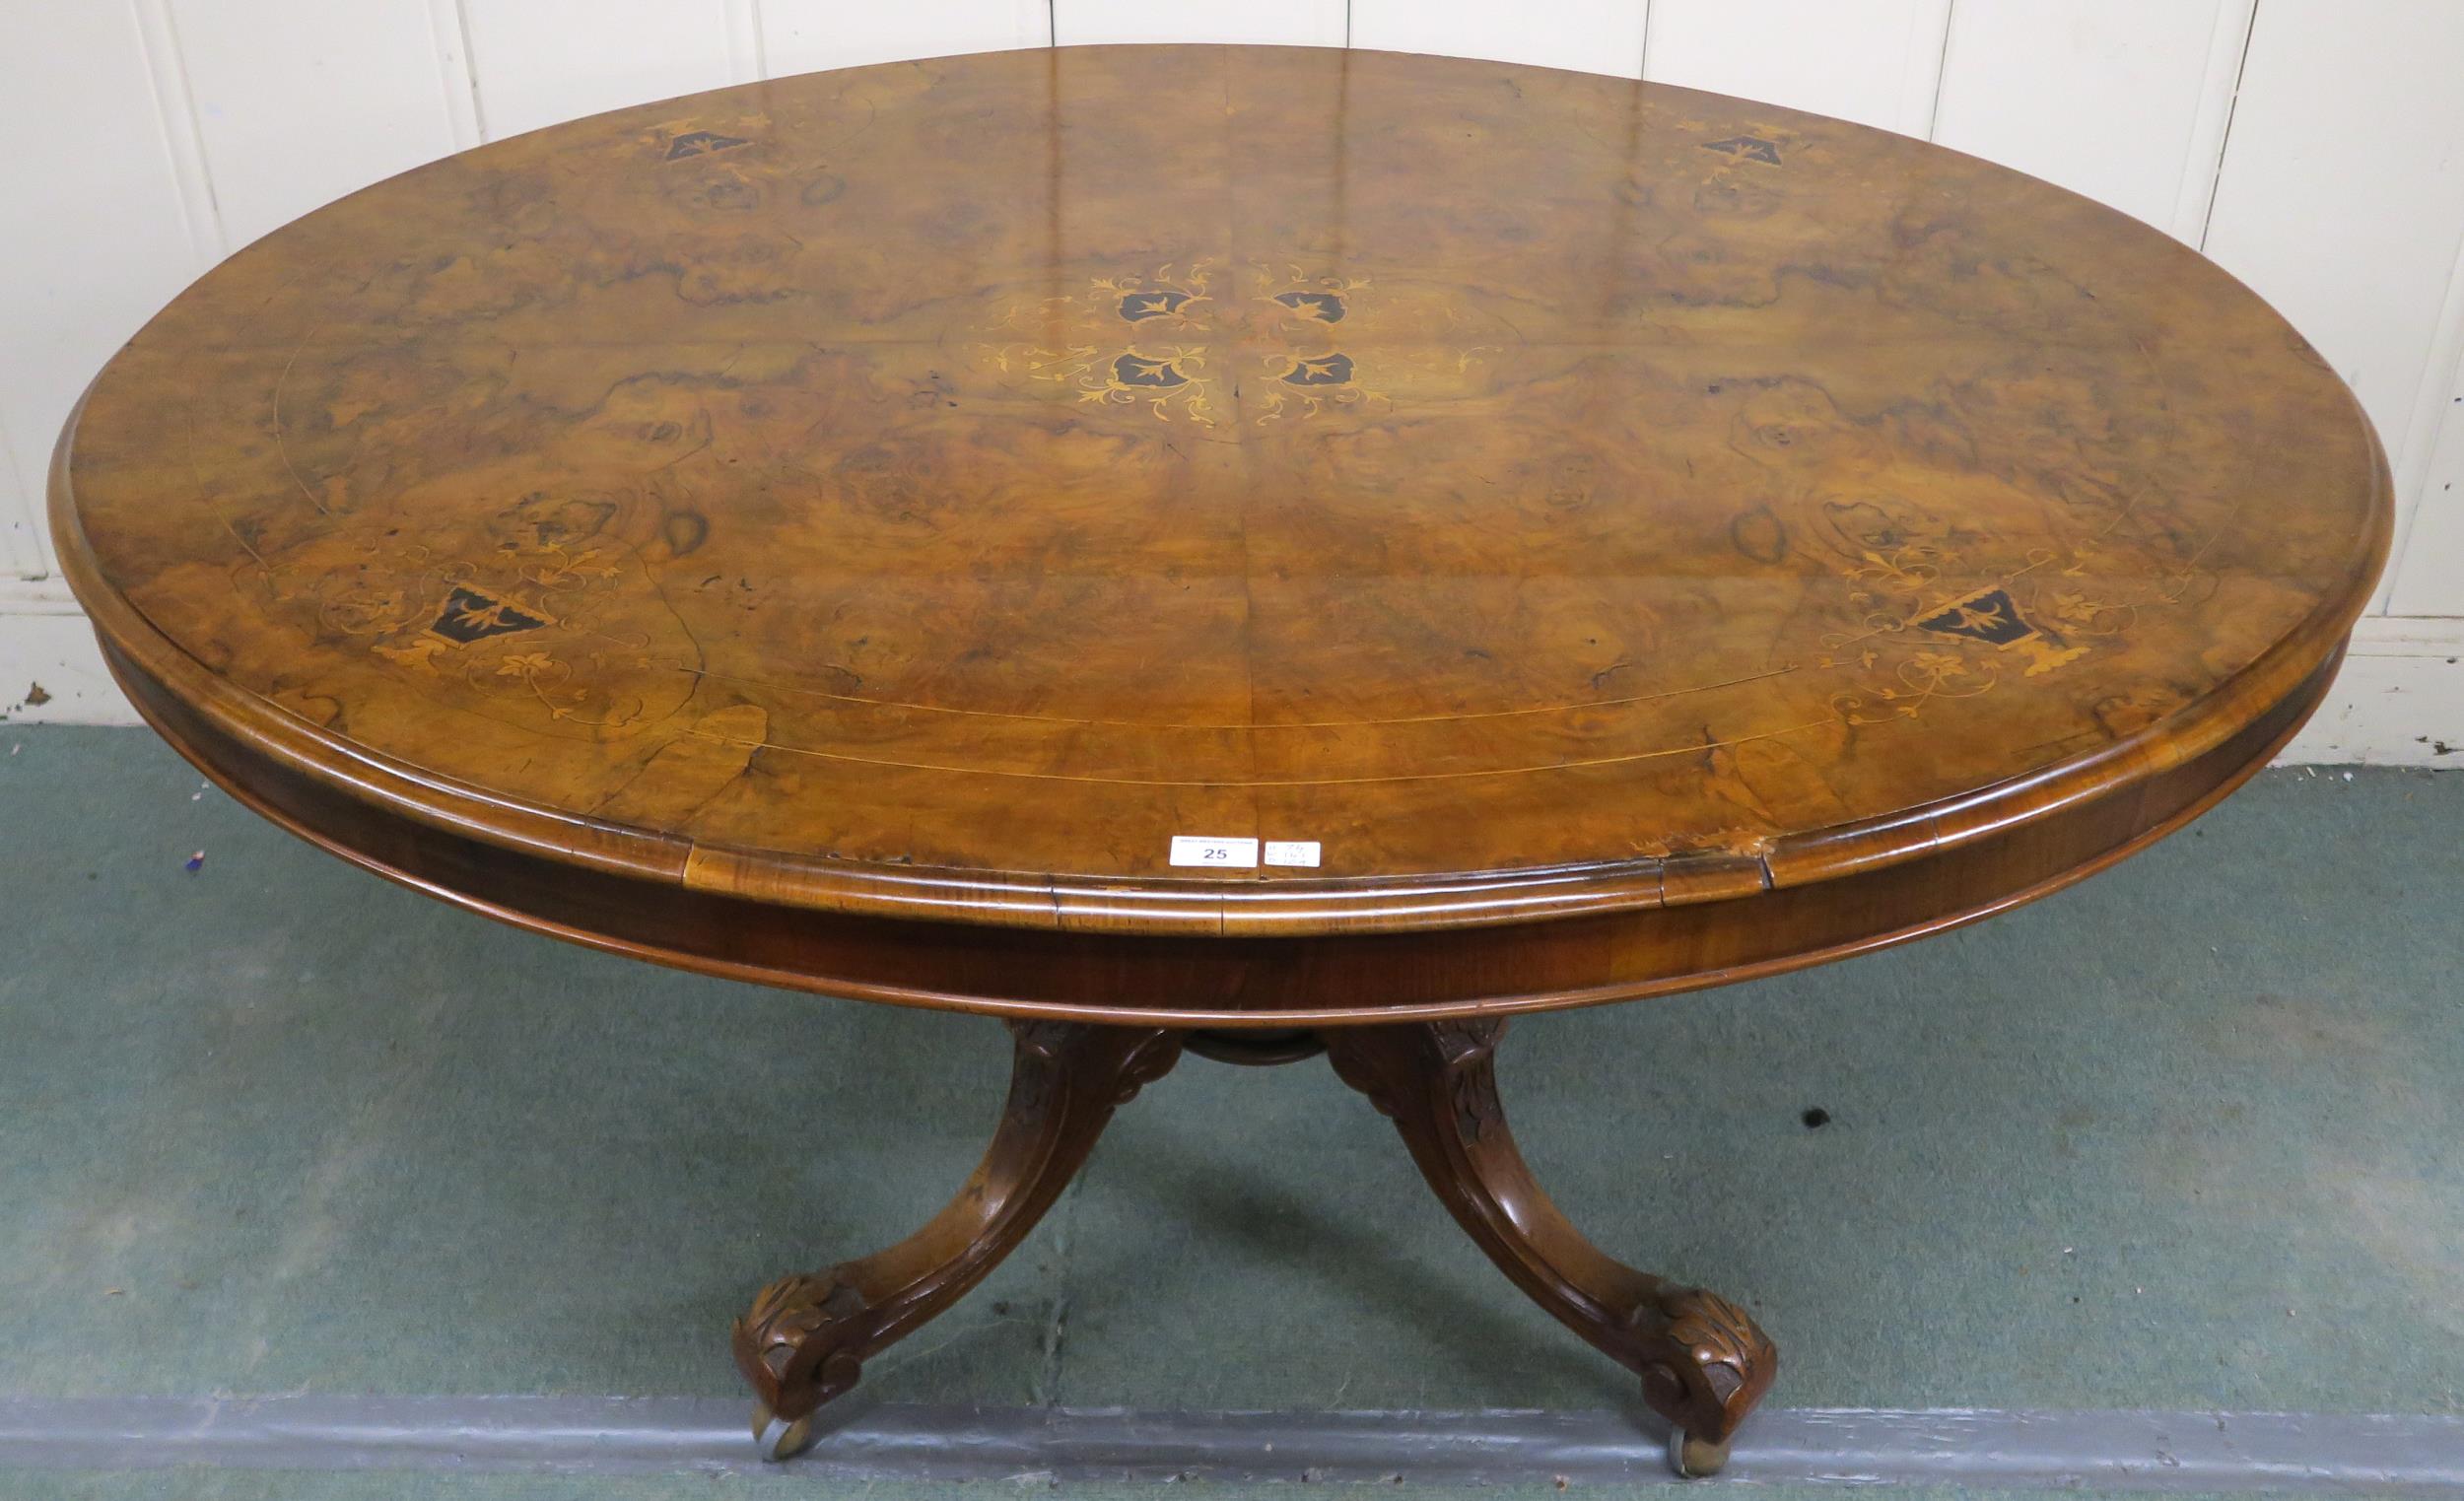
top-left (1430, 1018), bottom-right (1506, 1140)
top-left (1323, 1018), bottom-right (1777, 1463)
top-left (732, 1270), bottom-right (868, 1416)
top-left (734, 1019), bottom-right (1181, 1427)
top-left (1639, 1284), bottom-right (1778, 1439)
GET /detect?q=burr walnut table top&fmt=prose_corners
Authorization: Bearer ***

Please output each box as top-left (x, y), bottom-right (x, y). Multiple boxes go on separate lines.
top-left (57, 45), bottom-right (2387, 1012)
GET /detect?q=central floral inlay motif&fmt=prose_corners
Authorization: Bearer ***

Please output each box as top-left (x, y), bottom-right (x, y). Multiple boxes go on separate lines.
top-left (980, 261), bottom-right (1417, 428)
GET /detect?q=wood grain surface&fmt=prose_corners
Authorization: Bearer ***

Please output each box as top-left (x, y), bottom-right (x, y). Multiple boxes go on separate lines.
top-left (55, 43), bottom-right (2389, 945)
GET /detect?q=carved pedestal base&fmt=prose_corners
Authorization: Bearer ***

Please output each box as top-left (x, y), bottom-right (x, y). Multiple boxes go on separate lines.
top-left (1324, 1019), bottom-right (1776, 1475)
top-left (733, 1016), bottom-right (1774, 1476)
top-left (730, 1019), bottom-right (1180, 1455)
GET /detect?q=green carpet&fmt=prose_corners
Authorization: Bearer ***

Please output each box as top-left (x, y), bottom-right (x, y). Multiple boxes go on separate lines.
top-left (1, 726), bottom-right (2459, 1495)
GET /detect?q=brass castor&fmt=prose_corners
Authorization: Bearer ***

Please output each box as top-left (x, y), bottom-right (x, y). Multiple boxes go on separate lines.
top-left (751, 1401), bottom-right (816, 1463)
top-left (1669, 1426), bottom-right (1732, 1478)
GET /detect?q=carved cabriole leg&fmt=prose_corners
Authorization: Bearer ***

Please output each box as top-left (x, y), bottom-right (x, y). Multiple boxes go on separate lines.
top-left (733, 1019), bottom-right (1181, 1459)
top-left (1323, 1019), bottom-right (1776, 1478)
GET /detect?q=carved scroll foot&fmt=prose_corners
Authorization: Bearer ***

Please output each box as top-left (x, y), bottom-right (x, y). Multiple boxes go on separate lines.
top-left (1324, 1019), bottom-right (1776, 1476)
top-left (731, 1019), bottom-right (1181, 1453)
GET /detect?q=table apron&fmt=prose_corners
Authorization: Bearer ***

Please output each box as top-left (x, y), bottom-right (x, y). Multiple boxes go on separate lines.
top-left (102, 635), bottom-right (2338, 1029)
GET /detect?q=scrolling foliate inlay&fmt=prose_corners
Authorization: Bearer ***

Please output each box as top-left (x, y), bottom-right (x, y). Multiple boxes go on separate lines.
top-left (661, 129), bottom-right (752, 162)
top-left (251, 491), bottom-right (689, 737)
top-left (1248, 267), bottom-right (1380, 423)
top-left (980, 261), bottom-right (1225, 424)
top-left (1739, 356), bottom-right (2224, 734)
top-left (428, 586), bottom-right (546, 645)
top-left (1801, 498), bottom-right (2208, 729)
top-left (1699, 135), bottom-right (1783, 167)
top-left (976, 262), bottom-right (1490, 428)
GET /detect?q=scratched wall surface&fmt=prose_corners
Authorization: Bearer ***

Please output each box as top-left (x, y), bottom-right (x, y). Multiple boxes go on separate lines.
top-left (1, 1), bottom-right (2460, 755)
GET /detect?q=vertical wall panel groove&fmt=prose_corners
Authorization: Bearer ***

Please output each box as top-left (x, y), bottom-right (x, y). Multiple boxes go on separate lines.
top-left (2202, 0), bottom-right (2464, 623)
top-left (1907, 0), bottom-right (1953, 138)
top-left (2382, 232), bottom-right (2464, 614)
top-left (1644, 0), bottom-right (1952, 137)
top-left (2179, 0), bottom-right (2256, 246)
top-left (426, 0), bottom-right (486, 149)
top-left (461, 1), bottom-right (738, 142)
top-left (4, 2), bottom-right (226, 578)
top-left (1054, 0), bottom-right (1344, 48)
top-left (0, 409), bottom-right (39, 580)
top-left (1922, 0), bottom-right (1955, 140)
top-left (723, 0), bottom-right (765, 81)
top-left (2386, 382), bottom-right (2464, 614)
top-left (1349, 0), bottom-right (1645, 77)
top-left (760, 0), bottom-right (1050, 74)
top-left (169, 0), bottom-right (469, 248)
top-left (127, 0), bottom-right (227, 261)
top-left (452, 0), bottom-right (493, 139)
top-left (1934, 0), bottom-right (2262, 240)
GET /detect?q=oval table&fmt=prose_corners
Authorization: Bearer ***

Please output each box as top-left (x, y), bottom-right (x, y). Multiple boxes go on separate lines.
top-left (53, 44), bottom-right (2388, 1476)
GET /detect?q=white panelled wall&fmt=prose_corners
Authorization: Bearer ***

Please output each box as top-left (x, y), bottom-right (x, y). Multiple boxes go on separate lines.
top-left (3, 0), bottom-right (2459, 758)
